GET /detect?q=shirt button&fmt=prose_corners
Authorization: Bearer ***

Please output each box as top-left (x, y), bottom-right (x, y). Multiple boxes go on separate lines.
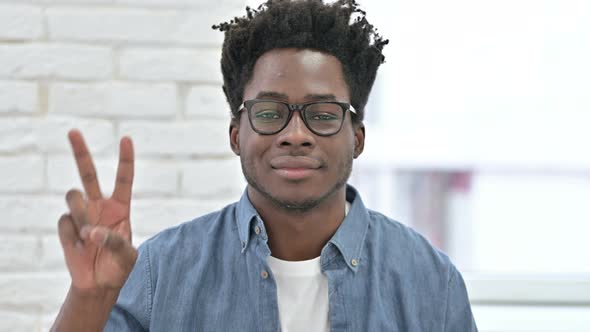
top-left (254, 225), bottom-right (261, 235)
top-left (261, 270), bottom-right (269, 279)
top-left (351, 259), bottom-right (358, 267)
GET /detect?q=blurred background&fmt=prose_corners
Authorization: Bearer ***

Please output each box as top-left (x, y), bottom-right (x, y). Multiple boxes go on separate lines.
top-left (350, 0), bottom-right (590, 330)
top-left (0, 0), bottom-right (588, 330)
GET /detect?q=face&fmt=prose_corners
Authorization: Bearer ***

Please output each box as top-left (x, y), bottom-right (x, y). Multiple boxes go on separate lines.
top-left (230, 48), bottom-right (365, 212)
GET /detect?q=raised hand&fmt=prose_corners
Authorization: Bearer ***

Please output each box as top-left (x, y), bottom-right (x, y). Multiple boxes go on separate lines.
top-left (58, 129), bottom-right (137, 293)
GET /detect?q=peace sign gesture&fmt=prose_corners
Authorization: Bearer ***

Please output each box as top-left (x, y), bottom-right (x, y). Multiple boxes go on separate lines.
top-left (58, 129), bottom-right (137, 292)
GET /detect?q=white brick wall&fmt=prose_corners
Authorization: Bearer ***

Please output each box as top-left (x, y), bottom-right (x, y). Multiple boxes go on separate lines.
top-left (0, 236), bottom-right (39, 271)
top-left (0, 80), bottom-right (38, 113)
top-left (0, 0), bottom-right (246, 329)
top-left (49, 82), bottom-right (178, 118)
top-left (0, 43), bottom-right (113, 80)
top-left (186, 85), bottom-right (229, 119)
top-left (119, 47), bottom-right (222, 82)
top-left (0, 4), bottom-right (44, 40)
top-left (0, 155), bottom-right (44, 192)
top-left (0, 311), bottom-right (38, 332)
top-left (47, 8), bottom-right (232, 45)
top-left (119, 120), bottom-right (231, 156)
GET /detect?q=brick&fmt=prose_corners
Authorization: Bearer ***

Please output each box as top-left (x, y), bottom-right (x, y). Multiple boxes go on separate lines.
top-left (41, 311), bottom-right (58, 332)
top-left (33, 0), bottom-right (114, 3)
top-left (49, 82), bottom-right (176, 119)
top-left (0, 4), bottom-right (43, 40)
top-left (47, 155), bottom-right (179, 197)
top-left (0, 80), bottom-right (38, 114)
top-left (0, 155), bottom-right (44, 192)
top-left (35, 116), bottom-right (115, 154)
top-left (0, 118), bottom-right (36, 153)
top-left (119, 47), bottom-right (222, 82)
top-left (47, 155), bottom-right (117, 197)
top-left (0, 236), bottom-right (39, 271)
top-left (0, 195), bottom-right (231, 236)
top-left (132, 234), bottom-right (150, 247)
top-left (186, 85), bottom-right (230, 119)
top-left (131, 197), bottom-right (233, 235)
top-left (40, 234), bottom-right (67, 271)
top-left (118, 0), bottom-right (244, 8)
top-left (119, 120), bottom-right (232, 156)
top-left (0, 43), bottom-right (112, 80)
top-left (181, 158), bottom-right (244, 199)
top-left (0, 311), bottom-right (38, 332)
top-left (47, 7), bottom-right (237, 45)
top-left (0, 195), bottom-right (65, 232)
top-left (134, 159), bottom-right (179, 196)
top-left (0, 272), bottom-right (69, 311)
top-left (41, 0), bottom-right (113, 2)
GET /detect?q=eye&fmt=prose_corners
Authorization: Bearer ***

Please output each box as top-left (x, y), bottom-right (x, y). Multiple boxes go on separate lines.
top-left (254, 110), bottom-right (282, 119)
top-left (310, 113), bottom-right (339, 121)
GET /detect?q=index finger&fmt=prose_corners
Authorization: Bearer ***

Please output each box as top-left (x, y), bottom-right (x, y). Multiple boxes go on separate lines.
top-left (68, 129), bottom-right (102, 200)
top-left (111, 136), bottom-right (134, 205)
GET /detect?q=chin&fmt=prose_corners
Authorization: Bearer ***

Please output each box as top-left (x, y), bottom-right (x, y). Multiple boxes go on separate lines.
top-left (242, 160), bottom-right (350, 212)
top-left (250, 178), bottom-right (344, 213)
top-left (266, 183), bottom-right (323, 206)
top-left (278, 197), bottom-right (322, 212)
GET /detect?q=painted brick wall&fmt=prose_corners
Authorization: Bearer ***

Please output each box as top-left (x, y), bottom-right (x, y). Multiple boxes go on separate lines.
top-left (0, 0), bottom-right (247, 330)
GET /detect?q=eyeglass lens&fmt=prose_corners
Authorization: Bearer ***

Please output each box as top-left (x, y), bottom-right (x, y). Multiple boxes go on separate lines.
top-left (249, 101), bottom-right (344, 135)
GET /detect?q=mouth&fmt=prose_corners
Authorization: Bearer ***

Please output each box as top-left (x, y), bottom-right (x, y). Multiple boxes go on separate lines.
top-left (270, 156), bottom-right (322, 181)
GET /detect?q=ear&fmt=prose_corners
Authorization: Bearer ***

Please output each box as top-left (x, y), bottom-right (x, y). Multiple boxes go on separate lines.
top-left (353, 122), bottom-right (365, 159)
top-left (229, 119), bottom-right (240, 156)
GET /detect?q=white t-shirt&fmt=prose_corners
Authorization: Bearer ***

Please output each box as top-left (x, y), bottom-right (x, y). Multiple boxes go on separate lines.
top-left (267, 202), bottom-right (350, 332)
top-left (267, 255), bottom-right (330, 332)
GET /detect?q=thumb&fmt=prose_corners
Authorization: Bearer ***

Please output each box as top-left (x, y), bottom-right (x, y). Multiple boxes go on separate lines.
top-left (81, 225), bottom-right (137, 272)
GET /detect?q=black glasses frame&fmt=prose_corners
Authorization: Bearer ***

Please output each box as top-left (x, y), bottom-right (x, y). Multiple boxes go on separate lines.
top-left (238, 99), bottom-right (357, 136)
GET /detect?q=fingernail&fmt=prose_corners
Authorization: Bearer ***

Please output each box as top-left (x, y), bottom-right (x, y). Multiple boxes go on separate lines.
top-left (80, 225), bottom-right (91, 239)
top-left (90, 229), bottom-right (107, 245)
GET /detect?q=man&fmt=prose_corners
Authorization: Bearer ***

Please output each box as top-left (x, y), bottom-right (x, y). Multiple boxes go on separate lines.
top-left (52, 0), bottom-right (478, 331)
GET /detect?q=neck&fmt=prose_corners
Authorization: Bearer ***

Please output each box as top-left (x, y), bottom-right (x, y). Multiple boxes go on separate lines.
top-left (248, 185), bottom-right (347, 261)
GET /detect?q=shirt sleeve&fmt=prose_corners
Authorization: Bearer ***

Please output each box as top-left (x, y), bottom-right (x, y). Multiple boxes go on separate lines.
top-left (443, 266), bottom-right (478, 332)
top-left (103, 242), bottom-right (153, 331)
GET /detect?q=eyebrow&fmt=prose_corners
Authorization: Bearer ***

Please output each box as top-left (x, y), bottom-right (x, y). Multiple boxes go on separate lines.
top-left (256, 91), bottom-right (288, 99)
top-left (305, 93), bottom-right (337, 101)
top-left (255, 91), bottom-right (337, 101)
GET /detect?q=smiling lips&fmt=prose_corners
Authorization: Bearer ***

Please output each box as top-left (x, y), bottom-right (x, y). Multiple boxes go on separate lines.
top-left (270, 156), bottom-right (322, 181)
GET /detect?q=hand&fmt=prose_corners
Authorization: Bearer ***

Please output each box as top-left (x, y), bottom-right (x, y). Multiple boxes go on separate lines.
top-left (58, 129), bottom-right (137, 293)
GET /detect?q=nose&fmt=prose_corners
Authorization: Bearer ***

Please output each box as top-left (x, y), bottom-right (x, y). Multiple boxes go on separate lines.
top-left (276, 111), bottom-right (316, 148)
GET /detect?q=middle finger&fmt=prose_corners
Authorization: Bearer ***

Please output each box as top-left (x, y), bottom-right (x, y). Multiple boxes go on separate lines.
top-left (68, 129), bottom-right (103, 200)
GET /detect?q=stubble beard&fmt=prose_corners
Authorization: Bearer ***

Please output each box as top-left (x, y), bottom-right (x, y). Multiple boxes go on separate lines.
top-left (241, 153), bottom-right (353, 214)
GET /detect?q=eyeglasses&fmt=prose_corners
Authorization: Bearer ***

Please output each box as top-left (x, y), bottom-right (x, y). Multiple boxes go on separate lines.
top-left (237, 99), bottom-right (357, 136)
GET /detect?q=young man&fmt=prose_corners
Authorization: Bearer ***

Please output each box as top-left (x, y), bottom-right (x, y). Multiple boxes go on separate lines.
top-left (52, 0), bottom-right (478, 331)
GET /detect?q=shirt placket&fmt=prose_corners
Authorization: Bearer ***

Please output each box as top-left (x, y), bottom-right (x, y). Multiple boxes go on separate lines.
top-left (322, 249), bottom-right (350, 332)
top-left (251, 222), bottom-right (281, 332)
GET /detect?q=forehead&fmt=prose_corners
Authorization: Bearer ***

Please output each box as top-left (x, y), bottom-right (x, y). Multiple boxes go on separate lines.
top-left (243, 48), bottom-right (350, 102)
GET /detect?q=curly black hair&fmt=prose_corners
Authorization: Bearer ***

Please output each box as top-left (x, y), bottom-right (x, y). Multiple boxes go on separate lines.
top-left (212, 0), bottom-right (388, 123)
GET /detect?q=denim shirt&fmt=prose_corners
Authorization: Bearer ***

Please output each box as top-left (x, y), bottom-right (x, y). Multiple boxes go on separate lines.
top-left (105, 185), bottom-right (478, 331)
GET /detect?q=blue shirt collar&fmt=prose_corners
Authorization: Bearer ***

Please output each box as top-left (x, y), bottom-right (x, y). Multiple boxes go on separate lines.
top-left (326, 185), bottom-right (370, 272)
top-left (235, 189), bottom-right (259, 253)
top-left (235, 184), bottom-right (370, 272)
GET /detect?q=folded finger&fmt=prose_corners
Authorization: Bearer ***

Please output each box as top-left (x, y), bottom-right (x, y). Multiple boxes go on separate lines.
top-left (66, 189), bottom-right (90, 230)
top-left (57, 213), bottom-right (80, 249)
top-left (88, 226), bottom-right (137, 271)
